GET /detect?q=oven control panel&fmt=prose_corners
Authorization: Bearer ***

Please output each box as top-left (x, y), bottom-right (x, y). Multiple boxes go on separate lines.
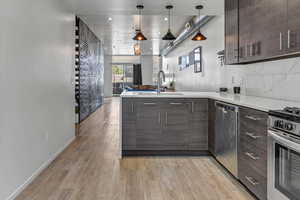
top-left (269, 116), bottom-right (300, 136)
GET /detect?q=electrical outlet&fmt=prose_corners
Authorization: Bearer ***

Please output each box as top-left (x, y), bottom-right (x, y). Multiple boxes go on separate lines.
top-left (232, 76), bottom-right (235, 84)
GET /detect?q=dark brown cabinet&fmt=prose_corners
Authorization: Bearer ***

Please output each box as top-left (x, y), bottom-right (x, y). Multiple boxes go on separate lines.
top-left (122, 98), bottom-right (208, 152)
top-left (287, 0), bottom-right (300, 53)
top-left (135, 100), bottom-right (163, 149)
top-left (189, 99), bottom-right (208, 150)
top-left (238, 107), bottom-right (268, 200)
top-left (225, 0), bottom-right (300, 64)
top-left (161, 100), bottom-right (191, 148)
top-left (225, 0), bottom-right (239, 64)
top-left (122, 99), bottom-right (136, 150)
top-left (208, 99), bottom-right (216, 155)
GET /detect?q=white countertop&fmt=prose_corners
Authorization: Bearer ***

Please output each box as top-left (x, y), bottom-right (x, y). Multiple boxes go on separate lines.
top-left (120, 91), bottom-right (300, 112)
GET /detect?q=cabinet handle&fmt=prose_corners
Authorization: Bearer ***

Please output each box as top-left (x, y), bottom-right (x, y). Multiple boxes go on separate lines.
top-left (245, 132), bottom-right (262, 139)
top-left (288, 30), bottom-right (291, 49)
top-left (158, 112), bottom-right (161, 124)
top-left (143, 103), bottom-right (156, 105)
top-left (245, 152), bottom-right (260, 160)
top-left (191, 102), bottom-right (194, 113)
top-left (170, 103), bottom-right (182, 105)
top-left (131, 103), bottom-right (134, 113)
top-left (165, 112), bottom-right (168, 126)
top-left (245, 115), bottom-right (261, 121)
top-left (245, 176), bottom-right (259, 186)
top-left (280, 32), bottom-right (282, 50)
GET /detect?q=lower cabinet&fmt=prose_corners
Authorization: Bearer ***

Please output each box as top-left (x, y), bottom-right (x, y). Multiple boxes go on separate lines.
top-left (122, 98), bottom-right (208, 151)
top-left (161, 99), bottom-right (191, 149)
top-left (135, 100), bottom-right (163, 149)
top-left (208, 99), bottom-right (216, 155)
top-left (238, 107), bottom-right (268, 200)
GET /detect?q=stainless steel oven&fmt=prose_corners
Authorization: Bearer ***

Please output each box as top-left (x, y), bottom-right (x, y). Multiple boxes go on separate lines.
top-left (268, 108), bottom-right (300, 200)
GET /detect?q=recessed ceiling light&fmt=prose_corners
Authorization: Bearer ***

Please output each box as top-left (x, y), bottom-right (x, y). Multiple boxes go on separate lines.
top-left (108, 17), bottom-right (112, 21)
top-left (164, 17), bottom-right (168, 21)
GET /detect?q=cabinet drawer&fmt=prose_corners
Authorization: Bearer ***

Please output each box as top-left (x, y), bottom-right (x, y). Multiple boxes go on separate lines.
top-left (240, 107), bottom-right (268, 129)
top-left (239, 144), bottom-right (267, 176)
top-left (239, 164), bottom-right (267, 200)
top-left (240, 127), bottom-right (267, 153)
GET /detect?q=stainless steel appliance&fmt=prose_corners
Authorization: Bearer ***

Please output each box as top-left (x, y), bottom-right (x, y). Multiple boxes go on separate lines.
top-left (268, 107), bottom-right (300, 200)
top-left (215, 102), bottom-right (239, 178)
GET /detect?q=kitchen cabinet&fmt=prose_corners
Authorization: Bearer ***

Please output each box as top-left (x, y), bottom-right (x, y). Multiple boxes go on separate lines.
top-left (122, 98), bottom-right (208, 152)
top-left (189, 99), bottom-right (208, 150)
top-left (161, 100), bottom-right (191, 148)
top-left (287, 0), bottom-right (300, 53)
top-left (122, 99), bottom-right (136, 149)
top-left (239, 0), bottom-right (274, 63)
top-left (238, 107), bottom-right (268, 200)
top-left (135, 100), bottom-right (163, 149)
top-left (225, 0), bottom-right (300, 64)
top-left (208, 99), bottom-right (216, 155)
top-left (224, 0), bottom-right (239, 64)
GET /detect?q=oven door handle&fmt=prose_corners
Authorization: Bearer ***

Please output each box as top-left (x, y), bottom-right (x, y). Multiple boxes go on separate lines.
top-left (268, 130), bottom-right (300, 152)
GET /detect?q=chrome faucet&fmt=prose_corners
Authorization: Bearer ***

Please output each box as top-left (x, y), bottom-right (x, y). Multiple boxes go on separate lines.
top-left (157, 70), bottom-right (166, 94)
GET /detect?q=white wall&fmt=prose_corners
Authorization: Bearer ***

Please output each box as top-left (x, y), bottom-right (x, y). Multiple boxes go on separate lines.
top-left (163, 15), bottom-right (300, 102)
top-left (141, 56), bottom-right (154, 85)
top-left (163, 16), bottom-right (224, 92)
top-left (0, 0), bottom-right (75, 199)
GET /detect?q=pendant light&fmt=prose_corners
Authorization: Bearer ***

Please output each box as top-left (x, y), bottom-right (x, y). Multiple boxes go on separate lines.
top-left (133, 5), bottom-right (147, 41)
top-left (192, 5), bottom-right (207, 41)
top-left (162, 5), bottom-right (176, 40)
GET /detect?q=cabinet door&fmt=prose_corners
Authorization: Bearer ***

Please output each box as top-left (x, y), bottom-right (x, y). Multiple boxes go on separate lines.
top-left (239, 0), bottom-right (287, 62)
top-left (122, 99), bottom-right (136, 149)
top-left (208, 99), bottom-right (216, 154)
top-left (287, 0), bottom-right (300, 53)
top-left (239, 0), bottom-right (252, 62)
top-left (135, 100), bottom-right (163, 149)
top-left (161, 100), bottom-right (191, 149)
top-left (189, 99), bottom-right (208, 150)
top-left (225, 0), bottom-right (239, 64)
top-left (262, 0), bottom-right (287, 58)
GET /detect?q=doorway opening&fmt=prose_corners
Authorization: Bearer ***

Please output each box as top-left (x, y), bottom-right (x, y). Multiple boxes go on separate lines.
top-left (112, 63), bottom-right (134, 96)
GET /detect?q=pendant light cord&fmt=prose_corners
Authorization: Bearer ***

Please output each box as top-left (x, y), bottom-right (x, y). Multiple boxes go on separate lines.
top-left (139, 8), bottom-right (141, 31)
top-left (168, 8), bottom-right (171, 30)
top-left (197, 6), bottom-right (201, 32)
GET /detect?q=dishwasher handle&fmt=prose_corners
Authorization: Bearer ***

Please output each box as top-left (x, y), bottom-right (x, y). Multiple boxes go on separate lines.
top-left (215, 101), bottom-right (239, 113)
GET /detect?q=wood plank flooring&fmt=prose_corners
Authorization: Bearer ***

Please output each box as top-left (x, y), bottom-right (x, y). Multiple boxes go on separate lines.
top-left (16, 97), bottom-right (254, 200)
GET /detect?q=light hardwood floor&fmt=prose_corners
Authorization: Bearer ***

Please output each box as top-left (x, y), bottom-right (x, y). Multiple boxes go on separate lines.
top-left (16, 97), bottom-right (254, 200)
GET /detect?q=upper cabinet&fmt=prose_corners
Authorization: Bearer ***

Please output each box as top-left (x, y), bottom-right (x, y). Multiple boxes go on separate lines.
top-left (224, 0), bottom-right (239, 64)
top-left (225, 0), bottom-right (300, 64)
top-left (287, 0), bottom-right (300, 53)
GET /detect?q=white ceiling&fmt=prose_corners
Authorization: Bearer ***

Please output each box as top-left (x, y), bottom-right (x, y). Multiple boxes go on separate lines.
top-left (64, 0), bottom-right (224, 55)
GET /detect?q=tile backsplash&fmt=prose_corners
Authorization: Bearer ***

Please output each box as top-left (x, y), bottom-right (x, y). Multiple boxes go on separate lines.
top-left (221, 57), bottom-right (300, 102)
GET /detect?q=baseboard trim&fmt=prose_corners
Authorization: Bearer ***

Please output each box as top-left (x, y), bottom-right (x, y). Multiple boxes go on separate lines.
top-left (5, 136), bottom-right (76, 200)
top-left (122, 150), bottom-right (211, 157)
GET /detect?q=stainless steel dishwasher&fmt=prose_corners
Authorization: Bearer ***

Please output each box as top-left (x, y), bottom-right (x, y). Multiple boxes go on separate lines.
top-left (215, 101), bottom-right (239, 178)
